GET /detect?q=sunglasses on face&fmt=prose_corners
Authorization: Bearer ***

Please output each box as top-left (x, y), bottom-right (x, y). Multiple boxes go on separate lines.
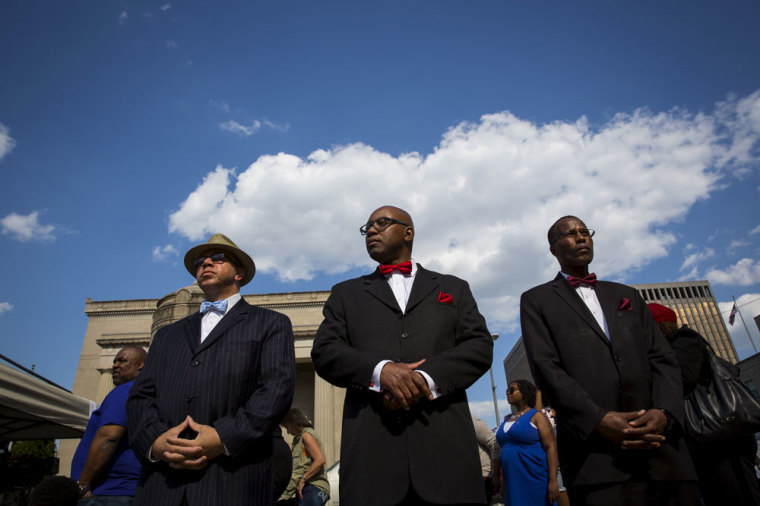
top-left (193, 252), bottom-right (237, 268)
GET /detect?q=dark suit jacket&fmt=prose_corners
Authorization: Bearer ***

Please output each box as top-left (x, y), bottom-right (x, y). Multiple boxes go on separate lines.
top-left (127, 299), bottom-right (295, 506)
top-left (520, 274), bottom-right (696, 487)
top-left (311, 265), bottom-right (493, 506)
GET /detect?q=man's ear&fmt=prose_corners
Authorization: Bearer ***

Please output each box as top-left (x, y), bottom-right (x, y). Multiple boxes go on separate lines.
top-left (405, 226), bottom-right (414, 243)
top-left (137, 360), bottom-right (144, 372)
top-left (549, 244), bottom-right (557, 257)
top-left (235, 267), bottom-right (246, 282)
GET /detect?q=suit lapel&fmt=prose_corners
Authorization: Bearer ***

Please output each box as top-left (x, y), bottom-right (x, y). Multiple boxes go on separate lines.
top-left (364, 270), bottom-right (402, 313)
top-left (197, 298), bottom-right (249, 354)
top-left (405, 265), bottom-right (438, 313)
top-left (552, 273), bottom-right (608, 344)
top-left (183, 313), bottom-right (202, 354)
top-left (595, 282), bottom-right (618, 338)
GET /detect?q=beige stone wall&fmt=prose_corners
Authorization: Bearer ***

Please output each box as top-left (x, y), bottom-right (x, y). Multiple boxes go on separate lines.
top-left (59, 286), bottom-right (345, 476)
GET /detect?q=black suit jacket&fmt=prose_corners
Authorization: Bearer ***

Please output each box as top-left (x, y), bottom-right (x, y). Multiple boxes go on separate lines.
top-left (127, 299), bottom-right (296, 506)
top-left (520, 274), bottom-right (696, 487)
top-left (311, 265), bottom-right (493, 506)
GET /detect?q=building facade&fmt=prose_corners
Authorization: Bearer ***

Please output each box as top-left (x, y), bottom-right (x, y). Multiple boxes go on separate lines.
top-left (59, 284), bottom-right (344, 477)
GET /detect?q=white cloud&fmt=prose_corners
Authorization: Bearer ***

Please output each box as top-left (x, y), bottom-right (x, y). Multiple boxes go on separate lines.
top-left (152, 244), bottom-right (179, 262)
top-left (680, 247), bottom-right (714, 272)
top-left (166, 40), bottom-right (178, 50)
top-left (170, 90), bottom-right (760, 332)
top-left (219, 120), bottom-right (261, 137)
top-left (750, 225), bottom-right (760, 235)
top-left (161, 4), bottom-right (171, 11)
top-left (707, 258), bottom-right (760, 286)
top-left (468, 399), bottom-right (510, 425)
top-left (0, 123), bottom-right (16, 160)
top-left (262, 119), bottom-right (290, 132)
top-left (727, 239), bottom-right (750, 253)
top-left (218, 119), bottom-right (289, 137)
top-left (1, 211), bottom-right (55, 242)
top-left (0, 302), bottom-right (13, 316)
top-left (718, 293), bottom-right (760, 359)
top-left (118, 8), bottom-right (128, 25)
top-left (209, 99), bottom-right (231, 114)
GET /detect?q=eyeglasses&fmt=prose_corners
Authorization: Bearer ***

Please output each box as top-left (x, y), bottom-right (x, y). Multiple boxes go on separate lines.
top-left (550, 228), bottom-right (595, 245)
top-left (359, 217), bottom-right (410, 236)
top-left (193, 252), bottom-right (238, 268)
top-left (507, 386), bottom-right (519, 394)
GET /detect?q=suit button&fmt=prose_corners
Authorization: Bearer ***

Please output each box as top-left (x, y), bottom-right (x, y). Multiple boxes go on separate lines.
top-left (185, 396), bottom-right (194, 403)
top-left (401, 333), bottom-right (408, 339)
top-left (614, 355), bottom-right (621, 362)
top-left (191, 360), bottom-right (200, 367)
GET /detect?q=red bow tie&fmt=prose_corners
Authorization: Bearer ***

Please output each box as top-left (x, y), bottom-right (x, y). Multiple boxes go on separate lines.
top-left (567, 273), bottom-right (597, 287)
top-left (379, 261), bottom-right (412, 275)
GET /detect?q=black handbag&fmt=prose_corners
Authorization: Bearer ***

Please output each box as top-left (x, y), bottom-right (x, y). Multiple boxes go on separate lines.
top-left (684, 341), bottom-right (760, 441)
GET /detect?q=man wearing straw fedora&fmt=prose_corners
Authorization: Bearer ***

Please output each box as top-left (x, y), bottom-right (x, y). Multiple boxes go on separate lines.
top-left (127, 234), bottom-right (296, 506)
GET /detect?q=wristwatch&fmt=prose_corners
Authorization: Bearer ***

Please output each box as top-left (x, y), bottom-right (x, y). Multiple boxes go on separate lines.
top-left (77, 482), bottom-right (91, 497)
top-left (655, 408), bottom-right (675, 434)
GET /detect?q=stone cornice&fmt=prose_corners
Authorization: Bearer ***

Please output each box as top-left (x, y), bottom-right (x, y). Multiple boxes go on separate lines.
top-left (85, 299), bottom-right (158, 317)
top-left (96, 333), bottom-right (152, 347)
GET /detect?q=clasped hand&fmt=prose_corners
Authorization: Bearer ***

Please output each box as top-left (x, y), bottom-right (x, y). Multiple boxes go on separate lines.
top-left (595, 409), bottom-right (667, 450)
top-left (150, 415), bottom-right (225, 470)
top-left (380, 359), bottom-right (433, 410)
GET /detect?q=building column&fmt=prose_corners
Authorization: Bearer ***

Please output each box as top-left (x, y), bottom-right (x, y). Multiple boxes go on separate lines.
top-left (313, 373), bottom-right (345, 468)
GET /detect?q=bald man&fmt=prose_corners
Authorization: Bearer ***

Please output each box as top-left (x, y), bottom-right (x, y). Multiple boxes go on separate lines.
top-left (312, 205), bottom-right (493, 506)
top-left (71, 346), bottom-right (147, 503)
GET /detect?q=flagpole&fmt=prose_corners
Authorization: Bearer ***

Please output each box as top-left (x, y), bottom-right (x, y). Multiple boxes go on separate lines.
top-left (733, 295), bottom-right (757, 354)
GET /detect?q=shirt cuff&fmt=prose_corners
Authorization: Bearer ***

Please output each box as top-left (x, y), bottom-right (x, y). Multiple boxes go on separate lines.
top-left (415, 369), bottom-right (440, 399)
top-left (147, 445), bottom-right (159, 463)
top-left (370, 360), bottom-right (392, 392)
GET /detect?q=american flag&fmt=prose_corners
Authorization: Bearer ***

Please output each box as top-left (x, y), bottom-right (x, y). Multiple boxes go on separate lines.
top-left (728, 303), bottom-right (737, 326)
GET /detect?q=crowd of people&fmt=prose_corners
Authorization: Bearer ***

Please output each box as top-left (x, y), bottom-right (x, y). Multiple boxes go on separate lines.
top-left (16, 208), bottom-right (760, 506)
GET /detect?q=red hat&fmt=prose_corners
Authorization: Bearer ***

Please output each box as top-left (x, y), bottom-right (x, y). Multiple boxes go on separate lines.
top-left (647, 303), bottom-right (677, 323)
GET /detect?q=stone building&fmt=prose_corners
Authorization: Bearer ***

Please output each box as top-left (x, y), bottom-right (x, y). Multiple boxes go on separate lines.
top-left (58, 285), bottom-right (343, 477)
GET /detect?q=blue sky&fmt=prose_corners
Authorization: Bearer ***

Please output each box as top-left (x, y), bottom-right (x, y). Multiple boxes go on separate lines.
top-left (1, 1), bottom-right (759, 425)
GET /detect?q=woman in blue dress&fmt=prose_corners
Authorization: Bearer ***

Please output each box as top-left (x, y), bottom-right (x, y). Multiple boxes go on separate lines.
top-left (496, 379), bottom-right (559, 506)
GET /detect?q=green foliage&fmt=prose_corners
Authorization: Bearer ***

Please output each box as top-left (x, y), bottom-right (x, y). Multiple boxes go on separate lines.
top-left (10, 439), bottom-right (55, 459)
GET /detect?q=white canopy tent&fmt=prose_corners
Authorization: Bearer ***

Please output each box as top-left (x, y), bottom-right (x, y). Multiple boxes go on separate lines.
top-left (0, 361), bottom-right (91, 441)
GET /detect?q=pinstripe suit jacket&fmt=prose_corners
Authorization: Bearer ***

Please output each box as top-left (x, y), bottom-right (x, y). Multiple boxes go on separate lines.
top-left (127, 298), bottom-right (295, 506)
top-left (311, 266), bottom-right (493, 506)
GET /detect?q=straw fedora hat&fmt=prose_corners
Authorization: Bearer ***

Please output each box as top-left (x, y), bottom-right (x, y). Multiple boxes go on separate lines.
top-left (183, 233), bottom-right (256, 286)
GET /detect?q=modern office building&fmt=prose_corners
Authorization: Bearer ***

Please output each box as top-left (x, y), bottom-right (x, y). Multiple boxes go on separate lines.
top-left (502, 336), bottom-right (532, 385)
top-left (739, 352), bottom-right (760, 401)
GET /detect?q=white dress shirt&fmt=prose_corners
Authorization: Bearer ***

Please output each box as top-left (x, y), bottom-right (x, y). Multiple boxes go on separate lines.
top-left (370, 260), bottom-right (440, 398)
top-left (561, 272), bottom-right (609, 339)
top-left (201, 293), bottom-right (242, 342)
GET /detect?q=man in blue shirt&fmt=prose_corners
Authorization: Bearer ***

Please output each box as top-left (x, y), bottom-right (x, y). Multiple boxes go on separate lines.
top-left (71, 346), bottom-right (147, 504)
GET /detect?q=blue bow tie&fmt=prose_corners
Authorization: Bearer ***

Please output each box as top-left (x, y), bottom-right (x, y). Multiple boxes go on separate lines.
top-left (200, 300), bottom-right (228, 314)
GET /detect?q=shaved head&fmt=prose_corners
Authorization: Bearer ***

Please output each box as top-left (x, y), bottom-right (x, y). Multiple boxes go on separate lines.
top-left (373, 206), bottom-right (414, 229)
top-left (364, 205), bottom-right (415, 264)
top-left (121, 346), bottom-right (147, 362)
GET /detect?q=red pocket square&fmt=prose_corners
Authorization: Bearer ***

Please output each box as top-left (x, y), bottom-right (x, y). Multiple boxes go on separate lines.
top-left (619, 298), bottom-right (632, 310)
top-left (437, 291), bottom-right (454, 304)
